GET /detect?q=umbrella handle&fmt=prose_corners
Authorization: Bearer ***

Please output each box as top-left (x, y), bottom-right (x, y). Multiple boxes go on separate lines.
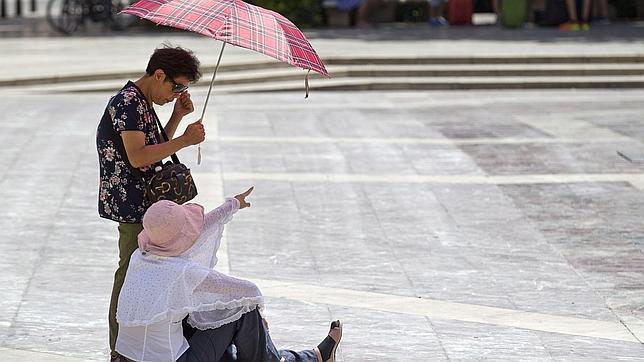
top-left (198, 41), bottom-right (227, 165)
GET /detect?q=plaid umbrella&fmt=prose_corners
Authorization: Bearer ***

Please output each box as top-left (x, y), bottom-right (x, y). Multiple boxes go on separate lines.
top-left (122, 0), bottom-right (329, 162)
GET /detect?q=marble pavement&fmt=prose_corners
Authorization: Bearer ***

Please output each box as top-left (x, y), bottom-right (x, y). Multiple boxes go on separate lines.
top-left (0, 87), bottom-right (643, 360)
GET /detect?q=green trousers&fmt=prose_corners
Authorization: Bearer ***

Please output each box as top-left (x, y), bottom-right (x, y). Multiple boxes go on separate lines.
top-left (108, 222), bottom-right (143, 356)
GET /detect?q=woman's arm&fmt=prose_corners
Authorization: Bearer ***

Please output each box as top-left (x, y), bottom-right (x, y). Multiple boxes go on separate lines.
top-left (203, 187), bottom-right (254, 228)
top-left (204, 197), bottom-right (240, 227)
top-left (121, 120), bottom-right (204, 168)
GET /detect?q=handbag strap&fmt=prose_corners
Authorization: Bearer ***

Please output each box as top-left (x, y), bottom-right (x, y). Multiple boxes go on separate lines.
top-left (152, 113), bottom-right (181, 165)
top-left (129, 81), bottom-right (182, 166)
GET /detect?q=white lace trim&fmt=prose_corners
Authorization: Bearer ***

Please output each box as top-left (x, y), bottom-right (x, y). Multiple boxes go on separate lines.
top-left (119, 295), bottom-right (264, 327)
top-left (188, 302), bottom-right (263, 330)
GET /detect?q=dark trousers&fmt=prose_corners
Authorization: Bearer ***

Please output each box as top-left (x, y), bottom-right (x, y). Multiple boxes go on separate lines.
top-left (178, 309), bottom-right (317, 362)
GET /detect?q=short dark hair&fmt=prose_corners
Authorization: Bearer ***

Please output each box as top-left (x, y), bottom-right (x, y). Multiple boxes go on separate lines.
top-left (146, 44), bottom-right (202, 82)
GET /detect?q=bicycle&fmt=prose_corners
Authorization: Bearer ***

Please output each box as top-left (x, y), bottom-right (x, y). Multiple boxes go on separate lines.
top-left (46, 0), bottom-right (137, 34)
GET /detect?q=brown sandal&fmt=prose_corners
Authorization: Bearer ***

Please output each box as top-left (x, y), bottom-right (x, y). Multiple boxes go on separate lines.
top-left (314, 320), bottom-right (342, 362)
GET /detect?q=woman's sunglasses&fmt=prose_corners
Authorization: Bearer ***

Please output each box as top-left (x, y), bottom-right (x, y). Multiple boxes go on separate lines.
top-left (168, 77), bottom-right (189, 93)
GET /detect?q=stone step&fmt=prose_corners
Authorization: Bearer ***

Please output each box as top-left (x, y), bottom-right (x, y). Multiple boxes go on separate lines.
top-left (198, 64), bottom-right (644, 87)
top-left (324, 55), bottom-right (644, 65)
top-left (11, 64), bottom-right (644, 92)
top-left (17, 75), bottom-right (644, 94)
top-left (2, 55), bottom-right (644, 87)
top-left (214, 75), bottom-right (644, 92)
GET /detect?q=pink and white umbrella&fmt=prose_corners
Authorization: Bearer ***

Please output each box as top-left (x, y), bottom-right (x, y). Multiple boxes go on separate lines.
top-left (122, 0), bottom-right (329, 162)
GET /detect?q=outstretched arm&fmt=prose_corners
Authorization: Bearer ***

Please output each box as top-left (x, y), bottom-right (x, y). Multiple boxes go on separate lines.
top-left (203, 187), bottom-right (254, 227)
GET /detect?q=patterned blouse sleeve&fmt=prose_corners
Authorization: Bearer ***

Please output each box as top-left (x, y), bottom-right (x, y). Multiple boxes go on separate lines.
top-left (204, 197), bottom-right (240, 229)
top-left (110, 92), bottom-right (146, 133)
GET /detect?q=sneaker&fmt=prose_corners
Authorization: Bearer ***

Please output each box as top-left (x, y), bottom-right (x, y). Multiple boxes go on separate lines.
top-left (579, 22), bottom-right (590, 31)
top-left (429, 16), bottom-right (448, 27)
top-left (559, 21), bottom-right (580, 31)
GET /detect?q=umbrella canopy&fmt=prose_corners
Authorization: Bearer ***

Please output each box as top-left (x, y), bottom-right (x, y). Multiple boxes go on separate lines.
top-left (122, 0), bottom-right (328, 77)
top-left (122, 0), bottom-right (328, 164)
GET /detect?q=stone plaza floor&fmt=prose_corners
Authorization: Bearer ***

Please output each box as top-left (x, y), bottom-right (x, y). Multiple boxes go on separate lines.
top-left (0, 87), bottom-right (643, 360)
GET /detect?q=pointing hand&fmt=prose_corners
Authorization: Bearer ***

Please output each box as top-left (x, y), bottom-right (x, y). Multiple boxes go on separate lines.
top-left (234, 186), bottom-right (254, 209)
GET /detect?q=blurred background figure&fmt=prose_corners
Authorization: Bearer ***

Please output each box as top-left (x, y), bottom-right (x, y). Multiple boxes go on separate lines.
top-left (356, 0), bottom-right (380, 27)
top-left (335, 0), bottom-right (380, 27)
top-left (593, 0), bottom-right (610, 24)
top-left (559, 0), bottom-right (591, 31)
top-left (427, 0), bottom-right (448, 26)
top-left (491, 0), bottom-right (500, 20)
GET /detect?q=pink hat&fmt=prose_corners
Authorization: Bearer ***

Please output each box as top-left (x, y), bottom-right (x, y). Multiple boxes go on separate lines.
top-left (137, 200), bottom-right (205, 257)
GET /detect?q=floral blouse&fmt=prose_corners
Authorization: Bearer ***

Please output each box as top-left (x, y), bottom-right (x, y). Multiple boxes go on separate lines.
top-left (96, 81), bottom-right (162, 224)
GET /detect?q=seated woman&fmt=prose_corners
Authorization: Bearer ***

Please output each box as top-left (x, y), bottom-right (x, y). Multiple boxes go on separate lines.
top-left (115, 187), bottom-right (342, 362)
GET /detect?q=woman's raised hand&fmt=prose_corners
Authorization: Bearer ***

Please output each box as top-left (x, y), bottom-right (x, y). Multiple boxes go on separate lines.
top-left (182, 119), bottom-right (205, 146)
top-left (234, 186), bottom-right (254, 209)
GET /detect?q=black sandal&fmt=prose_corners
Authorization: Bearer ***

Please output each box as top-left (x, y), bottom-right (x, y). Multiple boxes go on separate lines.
top-left (314, 320), bottom-right (342, 362)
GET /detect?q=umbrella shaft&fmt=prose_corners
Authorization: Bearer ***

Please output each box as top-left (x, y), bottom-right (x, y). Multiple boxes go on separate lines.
top-left (200, 41), bottom-right (227, 120)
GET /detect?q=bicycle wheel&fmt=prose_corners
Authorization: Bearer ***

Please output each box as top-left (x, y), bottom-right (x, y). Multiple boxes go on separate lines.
top-left (109, 0), bottom-right (137, 31)
top-left (46, 0), bottom-right (85, 34)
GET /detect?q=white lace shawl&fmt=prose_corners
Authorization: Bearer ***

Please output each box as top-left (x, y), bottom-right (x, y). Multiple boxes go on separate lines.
top-left (116, 198), bottom-right (264, 330)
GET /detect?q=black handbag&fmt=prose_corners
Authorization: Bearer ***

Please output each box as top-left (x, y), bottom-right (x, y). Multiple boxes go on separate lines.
top-left (145, 158), bottom-right (198, 204)
top-left (144, 118), bottom-right (198, 204)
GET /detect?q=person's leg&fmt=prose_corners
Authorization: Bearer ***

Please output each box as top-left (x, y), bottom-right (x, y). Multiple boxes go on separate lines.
top-left (593, 0), bottom-right (610, 24)
top-left (491, 0), bottom-right (500, 17)
top-left (179, 309), bottom-right (340, 362)
top-left (429, 0), bottom-right (437, 19)
top-left (560, 0), bottom-right (581, 30)
top-left (564, 0), bottom-right (579, 21)
top-left (428, 0), bottom-right (447, 26)
top-left (108, 223), bottom-right (143, 358)
top-left (179, 309), bottom-right (286, 362)
top-left (598, 0), bottom-right (609, 17)
top-left (356, 0), bottom-right (379, 27)
top-left (234, 311), bottom-right (341, 362)
top-left (436, 1), bottom-right (446, 18)
top-left (581, 0), bottom-right (591, 22)
top-left (178, 319), bottom-right (238, 362)
top-left (575, 0), bottom-right (591, 29)
top-left (233, 309), bottom-right (314, 362)
top-left (246, 313), bottom-right (341, 362)
top-left (436, 1), bottom-right (446, 24)
top-left (234, 310), bottom-right (318, 362)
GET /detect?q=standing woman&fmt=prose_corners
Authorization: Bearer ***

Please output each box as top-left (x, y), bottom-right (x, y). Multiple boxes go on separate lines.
top-left (96, 44), bottom-right (205, 361)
